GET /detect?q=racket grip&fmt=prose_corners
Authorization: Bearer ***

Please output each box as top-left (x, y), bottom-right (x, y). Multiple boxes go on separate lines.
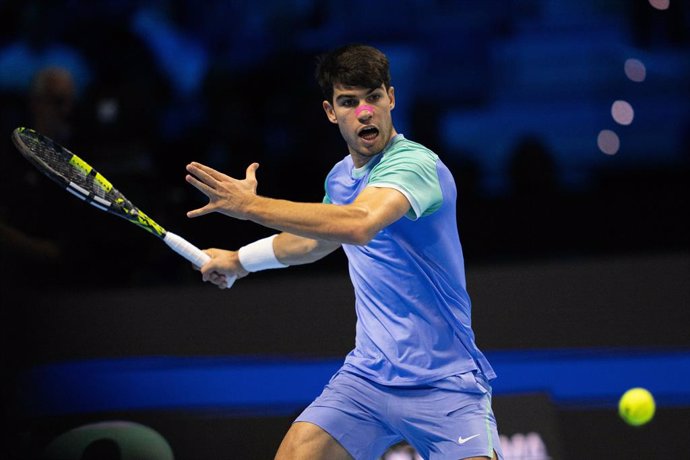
top-left (163, 232), bottom-right (236, 289)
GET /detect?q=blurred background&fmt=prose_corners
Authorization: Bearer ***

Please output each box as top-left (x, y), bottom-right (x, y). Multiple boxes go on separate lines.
top-left (0, 0), bottom-right (688, 458)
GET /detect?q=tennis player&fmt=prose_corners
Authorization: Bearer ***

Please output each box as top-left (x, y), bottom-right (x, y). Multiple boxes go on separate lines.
top-left (186, 44), bottom-right (502, 460)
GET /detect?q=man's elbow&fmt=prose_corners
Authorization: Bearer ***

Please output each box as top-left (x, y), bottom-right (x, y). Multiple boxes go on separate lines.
top-left (342, 223), bottom-right (377, 246)
top-left (335, 205), bottom-right (381, 245)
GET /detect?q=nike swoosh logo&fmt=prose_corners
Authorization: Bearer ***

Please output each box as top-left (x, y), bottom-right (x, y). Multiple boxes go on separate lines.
top-left (457, 434), bottom-right (480, 445)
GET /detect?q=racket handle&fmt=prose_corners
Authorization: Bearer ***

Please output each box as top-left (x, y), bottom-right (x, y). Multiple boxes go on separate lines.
top-left (163, 232), bottom-right (236, 289)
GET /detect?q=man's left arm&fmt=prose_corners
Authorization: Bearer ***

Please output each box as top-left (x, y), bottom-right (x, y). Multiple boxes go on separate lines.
top-left (186, 161), bottom-right (410, 245)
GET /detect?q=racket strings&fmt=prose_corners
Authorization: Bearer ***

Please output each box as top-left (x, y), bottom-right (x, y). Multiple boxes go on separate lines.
top-left (18, 130), bottom-right (120, 204)
top-left (14, 127), bottom-right (165, 237)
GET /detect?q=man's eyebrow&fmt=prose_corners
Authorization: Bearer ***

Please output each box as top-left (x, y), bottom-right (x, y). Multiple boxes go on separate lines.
top-left (335, 88), bottom-right (380, 102)
top-left (335, 94), bottom-right (356, 102)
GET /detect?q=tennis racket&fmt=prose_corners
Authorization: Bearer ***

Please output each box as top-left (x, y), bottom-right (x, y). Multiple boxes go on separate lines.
top-left (11, 127), bottom-right (235, 288)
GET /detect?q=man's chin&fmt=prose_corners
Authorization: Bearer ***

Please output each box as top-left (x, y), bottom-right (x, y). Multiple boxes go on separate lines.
top-left (359, 136), bottom-right (386, 154)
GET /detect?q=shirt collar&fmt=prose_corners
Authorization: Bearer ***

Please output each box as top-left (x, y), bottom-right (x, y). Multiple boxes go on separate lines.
top-left (351, 134), bottom-right (404, 178)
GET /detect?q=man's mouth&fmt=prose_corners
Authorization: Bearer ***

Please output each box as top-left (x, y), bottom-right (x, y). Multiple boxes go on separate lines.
top-left (358, 126), bottom-right (379, 141)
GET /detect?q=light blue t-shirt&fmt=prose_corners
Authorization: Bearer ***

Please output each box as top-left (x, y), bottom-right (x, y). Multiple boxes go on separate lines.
top-left (324, 134), bottom-right (496, 386)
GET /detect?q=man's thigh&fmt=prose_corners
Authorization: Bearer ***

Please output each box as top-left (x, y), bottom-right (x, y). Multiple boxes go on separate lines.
top-left (293, 371), bottom-right (402, 459)
top-left (393, 373), bottom-right (503, 460)
top-left (275, 421), bottom-right (352, 460)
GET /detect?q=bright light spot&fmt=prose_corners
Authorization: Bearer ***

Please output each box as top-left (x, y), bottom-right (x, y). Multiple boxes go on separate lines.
top-left (598, 129), bottom-right (620, 155)
top-left (611, 100), bottom-right (635, 125)
top-left (97, 98), bottom-right (119, 123)
top-left (649, 0), bottom-right (670, 10)
top-left (624, 58), bottom-right (646, 82)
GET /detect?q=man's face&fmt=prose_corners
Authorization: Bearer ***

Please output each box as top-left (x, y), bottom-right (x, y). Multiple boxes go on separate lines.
top-left (31, 73), bottom-right (76, 141)
top-left (323, 83), bottom-right (396, 166)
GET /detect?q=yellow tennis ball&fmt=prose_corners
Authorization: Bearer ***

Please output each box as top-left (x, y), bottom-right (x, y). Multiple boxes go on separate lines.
top-left (618, 387), bottom-right (655, 426)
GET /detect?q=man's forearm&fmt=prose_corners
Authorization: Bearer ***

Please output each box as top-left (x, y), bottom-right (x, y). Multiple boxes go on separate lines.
top-left (273, 232), bottom-right (340, 266)
top-left (244, 195), bottom-right (372, 245)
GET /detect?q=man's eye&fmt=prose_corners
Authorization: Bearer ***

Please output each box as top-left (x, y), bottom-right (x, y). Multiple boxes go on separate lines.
top-left (367, 94), bottom-right (381, 103)
top-left (342, 99), bottom-right (356, 107)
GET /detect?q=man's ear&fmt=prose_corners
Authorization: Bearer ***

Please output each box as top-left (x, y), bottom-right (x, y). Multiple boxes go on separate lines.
top-left (323, 100), bottom-right (338, 124)
top-left (388, 86), bottom-right (395, 111)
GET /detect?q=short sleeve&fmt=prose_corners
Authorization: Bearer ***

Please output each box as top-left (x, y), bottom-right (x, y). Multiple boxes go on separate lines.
top-left (367, 149), bottom-right (442, 219)
top-left (323, 176), bottom-right (332, 204)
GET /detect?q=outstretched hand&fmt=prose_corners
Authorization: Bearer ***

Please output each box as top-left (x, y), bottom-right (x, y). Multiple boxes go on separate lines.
top-left (186, 162), bottom-right (260, 219)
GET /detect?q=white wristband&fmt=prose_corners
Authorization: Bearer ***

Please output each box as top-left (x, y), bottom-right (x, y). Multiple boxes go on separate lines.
top-left (238, 235), bottom-right (288, 272)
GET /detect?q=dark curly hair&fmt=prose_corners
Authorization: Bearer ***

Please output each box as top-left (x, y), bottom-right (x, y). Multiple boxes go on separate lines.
top-left (315, 44), bottom-right (391, 102)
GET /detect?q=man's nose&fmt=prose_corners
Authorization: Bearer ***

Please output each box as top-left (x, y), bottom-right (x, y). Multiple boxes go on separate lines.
top-left (355, 104), bottom-right (374, 120)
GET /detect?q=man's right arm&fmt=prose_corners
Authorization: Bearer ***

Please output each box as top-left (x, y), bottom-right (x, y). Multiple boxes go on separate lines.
top-left (198, 232), bottom-right (340, 288)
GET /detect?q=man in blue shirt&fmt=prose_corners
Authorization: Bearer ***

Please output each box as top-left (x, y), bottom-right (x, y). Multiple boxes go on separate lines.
top-left (186, 44), bottom-right (502, 460)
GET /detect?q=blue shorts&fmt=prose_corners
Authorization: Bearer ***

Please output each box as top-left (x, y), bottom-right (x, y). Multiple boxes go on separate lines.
top-left (295, 369), bottom-right (503, 460)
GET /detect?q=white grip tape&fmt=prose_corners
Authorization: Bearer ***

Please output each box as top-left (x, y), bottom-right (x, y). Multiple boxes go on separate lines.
top-left (164, 232), bottom-right (236, 288)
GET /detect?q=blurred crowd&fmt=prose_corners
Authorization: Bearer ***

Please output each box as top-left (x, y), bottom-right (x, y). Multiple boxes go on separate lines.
top-left (0, 1), bottom-right (345, 289)
top-left (0, 0), bottom-right (688, 291)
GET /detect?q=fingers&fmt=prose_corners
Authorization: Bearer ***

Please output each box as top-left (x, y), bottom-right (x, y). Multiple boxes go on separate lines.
top-left (200, 259), bottom-right (222, 283)
top-left (186, 205), bottom-right (212, 218)
top-left (205, 270), bottom-right (225, 284)
top-left (245, 163), bottom-right (260, 192)
top-left (185, 168), bottom-right (217, 218)
top-left (185, 168), bottom-right (216, 194)
top-left (186, 163), bottom-right (229, 201)
top-left (199, 249), bottom-right (229, 286)
top-left (200, 269), bottom-right (228, 289)
top-left (245, 163), bottom-right (260, 180)
top-left (188, 162), bottom-right (230, 183)
top-left (186, 162), bottom-right (258, 220)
